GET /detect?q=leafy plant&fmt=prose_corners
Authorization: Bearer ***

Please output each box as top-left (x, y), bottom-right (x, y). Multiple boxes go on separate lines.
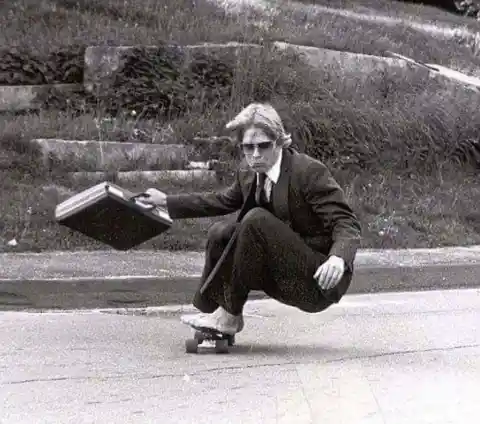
top-left (455, 0), bottom-right (480, 18)
top-left (451, 138), bottom-right (480, 166)
top-left (0, 45), bottom-right (85, 85)
top-left (95, 45), bottom-right (234, 119)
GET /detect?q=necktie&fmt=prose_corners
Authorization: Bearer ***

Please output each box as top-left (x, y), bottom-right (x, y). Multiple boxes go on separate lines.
top-left (255, 173), bottom-right (267, 205)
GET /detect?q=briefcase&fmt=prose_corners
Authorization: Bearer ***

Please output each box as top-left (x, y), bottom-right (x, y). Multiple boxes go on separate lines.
top-left (54, 181), bottom-right (173, 250)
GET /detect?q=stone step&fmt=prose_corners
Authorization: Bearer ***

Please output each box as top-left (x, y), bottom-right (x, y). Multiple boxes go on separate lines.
top-left (0, 84), bottom-right (83, 112)
top-left (68, 170), bottom-right (218, 185)
top-left (275, 43), bottom-right (478, 90)
top-left (273, 42), bottom-right (411, 75)
top-left (31, 139), bottom-right (190, 172)
top-left (186, 159), bottom-right (232, 172)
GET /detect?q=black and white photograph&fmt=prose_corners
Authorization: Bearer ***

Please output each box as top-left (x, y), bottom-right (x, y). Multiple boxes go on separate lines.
top-left (1, 0), bottom-right (480, 423)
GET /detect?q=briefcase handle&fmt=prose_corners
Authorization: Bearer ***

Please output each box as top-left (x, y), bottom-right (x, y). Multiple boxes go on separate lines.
top-left (129, 192), bottom-right (156, 210)
top-left (129, 192), bottom-right (150, 200)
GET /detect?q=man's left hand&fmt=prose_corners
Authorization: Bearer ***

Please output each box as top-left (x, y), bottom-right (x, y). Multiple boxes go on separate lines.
top-left (314, 255), bottom-right (345, 291)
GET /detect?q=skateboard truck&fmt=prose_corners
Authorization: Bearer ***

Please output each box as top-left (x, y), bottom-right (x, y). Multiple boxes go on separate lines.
top-left (185, 327), bottom-right (236, 354)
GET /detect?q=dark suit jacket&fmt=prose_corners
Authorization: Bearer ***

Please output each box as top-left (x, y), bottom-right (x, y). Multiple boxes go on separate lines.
top-left (166, 147), bottom-right (362, 272)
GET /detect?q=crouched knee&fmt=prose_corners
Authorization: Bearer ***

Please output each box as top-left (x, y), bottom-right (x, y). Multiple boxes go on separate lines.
top-left (207, 220), bottom-right (237, 244)
top-left (240, 207), bottom-right (272, 228)
top-left (296, 299), bottom-right (333, 314)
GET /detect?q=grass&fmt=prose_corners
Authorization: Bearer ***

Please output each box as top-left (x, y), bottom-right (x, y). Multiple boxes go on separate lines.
top-left (3, 0), bottom-right (480, 70)
top-left (1, 0), bottom-right (480, 253)
top-left (266, 1), bottom-right (480, 73)
top-left (291, 0), bottom-right (480, 30)
top-left (0, 110), bottom-right (181, 143)
top-left (0, 0), bottom-right (266, 54)
top-left (343, 168), bottom-right (480, 249)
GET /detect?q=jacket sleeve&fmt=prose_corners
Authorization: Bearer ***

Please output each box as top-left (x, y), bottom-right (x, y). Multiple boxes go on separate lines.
top-left (302, 160), bottom-right (362, 270)
top-left (165, 170), bottom-right (244, 219)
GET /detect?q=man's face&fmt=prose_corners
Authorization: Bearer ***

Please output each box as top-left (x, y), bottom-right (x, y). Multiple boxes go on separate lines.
top-left (241, 127), bottom-right (282, 173)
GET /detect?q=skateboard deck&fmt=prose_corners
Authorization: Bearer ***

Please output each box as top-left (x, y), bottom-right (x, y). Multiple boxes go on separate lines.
top-left (184, 325), bottom-right (236, 354)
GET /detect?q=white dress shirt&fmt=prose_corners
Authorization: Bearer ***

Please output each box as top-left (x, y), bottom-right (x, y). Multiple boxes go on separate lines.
top-left (256, 149), bottom-right (283, 202)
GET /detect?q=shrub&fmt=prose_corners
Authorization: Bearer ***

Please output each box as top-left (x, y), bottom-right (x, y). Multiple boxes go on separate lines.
top-left (97, 45), bottom-right (235, 119)
top-left (455, 0), bottom-right (480, 18)
top-left (0, 134), bottom-right (45, 178)
top-left (0, 45), bottom-right (85, 85)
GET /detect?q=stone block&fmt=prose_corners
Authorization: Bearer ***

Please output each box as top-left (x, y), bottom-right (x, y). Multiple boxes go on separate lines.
top-left (68, 170), bottom-right (218, 184)
top-left (0, 84), bottom-right (82, 112)
top-left (274, 42), bottom-right (404, 71)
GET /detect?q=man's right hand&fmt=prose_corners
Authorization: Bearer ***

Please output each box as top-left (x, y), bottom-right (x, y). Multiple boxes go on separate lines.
top-left (135, 188), bottom-right (168, 208)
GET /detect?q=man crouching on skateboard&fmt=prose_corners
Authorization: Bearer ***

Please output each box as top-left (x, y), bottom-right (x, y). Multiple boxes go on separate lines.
top-left (138, 102), bottom-right (362, 335)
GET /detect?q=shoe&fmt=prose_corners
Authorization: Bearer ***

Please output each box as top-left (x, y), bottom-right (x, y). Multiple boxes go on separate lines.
top-left (180, 308), bottom-right (244, 335)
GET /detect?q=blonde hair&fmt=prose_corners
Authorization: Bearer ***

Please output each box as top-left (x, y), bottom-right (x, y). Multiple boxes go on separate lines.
top-left (225, 103), bottom-right (292, 148)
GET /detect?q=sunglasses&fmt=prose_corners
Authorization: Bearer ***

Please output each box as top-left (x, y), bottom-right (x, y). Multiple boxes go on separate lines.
top-left (240, 141), bottom-right (274, 153)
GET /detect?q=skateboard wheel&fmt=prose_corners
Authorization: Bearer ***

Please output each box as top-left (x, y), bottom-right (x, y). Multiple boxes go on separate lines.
top-left (194, 331), bottom-right (205, 343)
top-left (185, 339), bottom-right (199, 354)
top-left (215, 339), bottom-right (229, 354)
top-left (227, 335), bottom-right (235, 346)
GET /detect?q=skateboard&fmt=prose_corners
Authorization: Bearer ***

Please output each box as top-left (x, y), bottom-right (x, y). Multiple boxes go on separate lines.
top-left (185, 326), bottom-right (236, 354)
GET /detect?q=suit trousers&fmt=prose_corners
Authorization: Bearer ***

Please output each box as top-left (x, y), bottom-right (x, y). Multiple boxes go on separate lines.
top-left (193, 207), bottom-right (351, 315)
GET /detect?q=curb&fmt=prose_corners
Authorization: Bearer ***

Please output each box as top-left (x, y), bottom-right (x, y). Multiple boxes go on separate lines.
top-left (2, 262), bottom-right (480, 312)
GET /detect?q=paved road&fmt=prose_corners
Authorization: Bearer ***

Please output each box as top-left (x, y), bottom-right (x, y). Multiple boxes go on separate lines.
top-left (1, 289), bottom-right (479, 423)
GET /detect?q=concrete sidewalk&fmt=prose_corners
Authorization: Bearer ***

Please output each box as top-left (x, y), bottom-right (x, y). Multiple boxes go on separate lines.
top-left (1, 289), bottom-right (479, 423)
top-left (1, 246), bottom-right (480, 310)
